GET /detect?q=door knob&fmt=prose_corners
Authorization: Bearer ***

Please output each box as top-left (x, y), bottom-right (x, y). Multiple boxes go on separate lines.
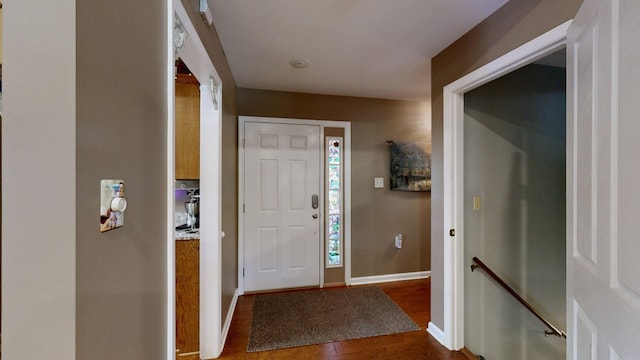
top-left (312, 213), bottom-right (319, 219)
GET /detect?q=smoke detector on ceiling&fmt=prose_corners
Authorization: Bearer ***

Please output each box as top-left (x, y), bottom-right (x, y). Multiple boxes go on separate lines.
top-left (289, 59), bottom-right (310, 69)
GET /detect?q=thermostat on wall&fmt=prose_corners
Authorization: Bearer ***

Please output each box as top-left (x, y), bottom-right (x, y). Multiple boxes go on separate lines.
top-left (100, 179), bottom-right (127, 233)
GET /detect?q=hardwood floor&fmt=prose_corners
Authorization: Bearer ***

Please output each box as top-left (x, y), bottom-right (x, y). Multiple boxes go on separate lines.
top-left (215, 278), bottom-right (468, 360)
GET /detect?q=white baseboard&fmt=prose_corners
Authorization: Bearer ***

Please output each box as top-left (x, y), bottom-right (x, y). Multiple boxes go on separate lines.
top-left (427, 322), bottom-right (446, 346)
top-left (220, 288), bottom-right (239, 352)
top-left (349, 271), bottom-right (430, 285)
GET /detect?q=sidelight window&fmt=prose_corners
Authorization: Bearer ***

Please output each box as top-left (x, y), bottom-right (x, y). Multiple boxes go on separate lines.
top-left (326, 137), bottom-right (343, 267)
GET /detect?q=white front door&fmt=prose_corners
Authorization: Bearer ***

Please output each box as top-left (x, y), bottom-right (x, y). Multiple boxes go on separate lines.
top-left (567, 0), bottom-right (640, 358)
top-left (243, 121), bottom-right (321, 292)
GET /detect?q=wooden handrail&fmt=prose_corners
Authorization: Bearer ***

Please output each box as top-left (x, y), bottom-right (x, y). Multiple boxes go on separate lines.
top-left (471, 256), bottom-right (567, 338)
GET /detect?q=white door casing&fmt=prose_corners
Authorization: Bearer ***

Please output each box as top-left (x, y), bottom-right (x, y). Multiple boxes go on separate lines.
top-left (243, 121), bottom-right (321, 292)
top-left (567, 0), bottom-right (640, 358)
top-left (435, 21), bottom-right (571, 350)
top-left (169, 2), bottom-right (224, 358)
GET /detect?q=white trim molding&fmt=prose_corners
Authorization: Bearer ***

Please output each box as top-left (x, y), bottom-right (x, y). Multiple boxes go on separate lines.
top-left (166, 2), bottom-right (176, 360)
top-left (198, 81), bottom-right (223, 359)
top-left (427, 322), bottom-right (447, 345)
top-left (220, 289), bottom-right (240, 351)
top-left (171, 1), bottom-right (224, 358)
top-left (350, 271), bottom-right (430, 285)
top-left (440, 20), bottom-right (571, 351)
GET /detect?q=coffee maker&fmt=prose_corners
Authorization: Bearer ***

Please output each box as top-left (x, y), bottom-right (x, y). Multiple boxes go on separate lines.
top-left (176, 187), bottom-right (200, 232)
top-left (185, 195), bottom-right (199, 231)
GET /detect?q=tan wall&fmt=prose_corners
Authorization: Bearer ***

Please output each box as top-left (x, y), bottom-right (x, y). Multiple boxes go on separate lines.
top-left (75, 0), bottom-right (167, 358)
top-left (238, 88), bottom-right (431, 277)
top-left (429, 0), bottom-right (583, 331)
top-left (74, 0), bottom-right (238, 357)
top-left (179, 0), bottom-right (239, 335)
top-left (5, 1), bottom-right (237, 358)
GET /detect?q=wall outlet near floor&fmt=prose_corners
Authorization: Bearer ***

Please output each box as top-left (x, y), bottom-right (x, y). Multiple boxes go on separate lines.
top-left (374, 177), bottom-right (384, 188)
top-left (394, 234), bottom-right (403, 249)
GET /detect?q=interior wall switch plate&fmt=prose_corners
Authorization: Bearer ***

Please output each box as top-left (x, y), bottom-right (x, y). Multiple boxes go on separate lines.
top-left (473, 196), bottom-right (481, 211)
top-left (374, 177), bottom-right (384, 188)
top-left (395, 234), bottom-right (403, 249)
top-left (100, 179), bottom-right (127, 233)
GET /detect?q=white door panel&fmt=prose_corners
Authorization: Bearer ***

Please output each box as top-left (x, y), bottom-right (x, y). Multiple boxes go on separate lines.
top-left (244, 122), bottom-right (321, 292)
top-left (568, 0), bottom-right (640, 358)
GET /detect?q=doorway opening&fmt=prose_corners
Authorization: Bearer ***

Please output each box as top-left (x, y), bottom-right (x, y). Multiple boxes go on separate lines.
top-left (433, 20), bottom-right (572, 352)
top-left (169, 2), bottom-right (223, 359)
top-left (462, 50), bottom-right (567, 359)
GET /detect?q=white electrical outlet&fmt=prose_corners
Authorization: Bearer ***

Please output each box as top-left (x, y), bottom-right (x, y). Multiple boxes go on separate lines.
top-left (395, 234), bottom-right (403, 249)
top-left (374, 177), bottom-right (384, 188)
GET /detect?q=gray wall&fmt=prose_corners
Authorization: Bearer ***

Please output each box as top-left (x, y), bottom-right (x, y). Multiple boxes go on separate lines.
top-left (75, 0), bottom-right (167, 357)
top-left (463, 64), bottom-right (566, 359)
top-left (238, 88), bottom-right (431, 277)
top-left (430, 0), bottom-right (583, 331)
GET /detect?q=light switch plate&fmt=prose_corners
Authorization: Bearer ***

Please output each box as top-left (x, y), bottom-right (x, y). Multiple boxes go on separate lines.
top-left (473, 196), bottom-right (481, 211)
top-left (100, 179), bottom-right (125, 232)
top-left (374, 177), bottom-right (384, 188)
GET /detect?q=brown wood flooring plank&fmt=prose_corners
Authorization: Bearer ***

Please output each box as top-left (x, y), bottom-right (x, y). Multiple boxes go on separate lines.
top-left (460, 347), bottom-right (480, 360)
top-left (210, 278), bottom-right (468, 360)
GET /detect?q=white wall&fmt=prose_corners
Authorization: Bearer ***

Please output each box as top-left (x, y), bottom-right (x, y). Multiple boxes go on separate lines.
top-left (462, 64), bottom-right (566, 359)
top-left (2, 1), bottom-right (77, 358)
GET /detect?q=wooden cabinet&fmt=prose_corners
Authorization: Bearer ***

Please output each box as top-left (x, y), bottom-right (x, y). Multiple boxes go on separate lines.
top-left (175, 74), bottom-right (200, 179)
top-left (175, 239), bottom-right (199, 355)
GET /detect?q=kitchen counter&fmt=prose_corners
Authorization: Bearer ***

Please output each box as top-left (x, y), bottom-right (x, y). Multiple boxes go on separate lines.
top-left (175, 231), bottom-right (199, 240)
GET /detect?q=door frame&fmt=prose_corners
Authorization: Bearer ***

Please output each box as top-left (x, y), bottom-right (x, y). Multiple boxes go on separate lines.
top-left (168, 2), bottom-right (224, 359)
top-left (238, 116), bottom-right (352, 295)
top-left (432, 20), bottom-right (572, 350)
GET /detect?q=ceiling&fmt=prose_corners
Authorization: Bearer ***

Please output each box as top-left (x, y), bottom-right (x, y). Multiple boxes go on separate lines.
top-left (210, 0), bottom-right (509, 101)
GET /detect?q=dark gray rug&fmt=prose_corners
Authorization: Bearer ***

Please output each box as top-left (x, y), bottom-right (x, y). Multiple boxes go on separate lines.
top-left (247, 286), bottom-right (421, 352)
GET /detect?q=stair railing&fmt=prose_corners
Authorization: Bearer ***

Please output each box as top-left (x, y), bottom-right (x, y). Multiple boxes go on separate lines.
top-left (470, 256), bottom-right (567, 338)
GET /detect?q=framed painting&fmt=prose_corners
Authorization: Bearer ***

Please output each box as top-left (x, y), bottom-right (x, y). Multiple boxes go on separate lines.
top-left (390, 141), bottom-right (431, 192)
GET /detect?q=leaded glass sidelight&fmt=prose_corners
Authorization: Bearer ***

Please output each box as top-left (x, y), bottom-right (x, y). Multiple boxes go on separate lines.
top-left (328, 189), bottom-right (341, 214)
top-left (329, 165), bottom-right (340, 190)
top-left (326, 137), bottom-right (343, 267)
